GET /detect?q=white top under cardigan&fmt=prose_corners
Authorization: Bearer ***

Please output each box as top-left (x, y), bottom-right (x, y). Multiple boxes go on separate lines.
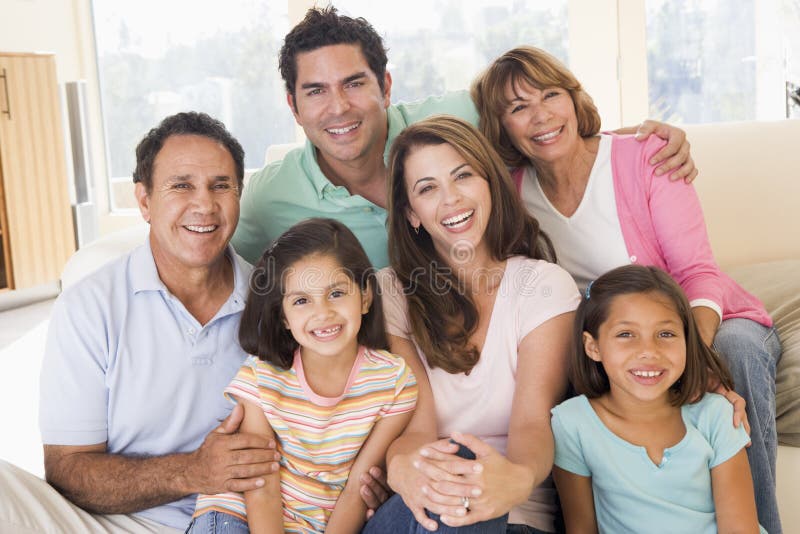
top-left (520, 135), bottom-right (630, 292)
top-left (520, 134), bottom-right (722, 318)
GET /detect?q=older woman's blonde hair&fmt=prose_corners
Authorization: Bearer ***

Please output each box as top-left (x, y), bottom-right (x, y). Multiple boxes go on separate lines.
top-left (471, 46), bottom-right (602, 168)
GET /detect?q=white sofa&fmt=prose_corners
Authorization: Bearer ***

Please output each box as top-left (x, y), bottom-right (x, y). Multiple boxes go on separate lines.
top-left (57, 120), bottom-right (800, 532)
top-left (685, 119), bottom-right (800, 533)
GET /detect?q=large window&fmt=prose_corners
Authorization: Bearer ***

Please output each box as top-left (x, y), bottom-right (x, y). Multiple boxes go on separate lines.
top-left (92, 0), bottom-right (292, 210)
top-left (91, 1), bottom-right (800, 214)
top-left (92, 0), bottom-right (568, 212)
top-left (646, 0), bottom-right (800, 122)
top-left (335, 0), bottom-right (568, 103)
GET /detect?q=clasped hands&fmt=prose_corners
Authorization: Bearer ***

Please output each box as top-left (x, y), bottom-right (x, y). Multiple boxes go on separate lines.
top-left (392, 432), bottom-right (530, 531)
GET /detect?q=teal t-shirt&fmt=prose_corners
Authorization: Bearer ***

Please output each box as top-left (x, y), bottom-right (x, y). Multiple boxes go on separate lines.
top-left (551, 393), bottom-right (764, 534)
top-left (231, 90), bottom-right (479, 268)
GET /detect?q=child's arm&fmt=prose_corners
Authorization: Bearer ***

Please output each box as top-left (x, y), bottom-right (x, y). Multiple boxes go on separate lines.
top-left (325, 410), bottom-right (415, 534)
top-left (552, 466), bottom-right (598, 534)
top-left (711, 449), bottom-right (760, 533)
top-left (236, 396), bottom-right (283, 534)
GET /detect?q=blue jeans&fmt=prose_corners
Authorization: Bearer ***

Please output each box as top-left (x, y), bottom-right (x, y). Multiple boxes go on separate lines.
top-left (185, 505), bottom-right (548, 534)
top-left (361, 497), bottom-right (549, 534)
top-left (186, 511), bottom-right (249, 534)
top-left (506, 526), bottom-right (550, 534)
top-left (362, 441), bottom-right (548, 534)
top-left (361, 493), bottom-right (508, 534)
top-left (713, 318), bottom-right (782, 534)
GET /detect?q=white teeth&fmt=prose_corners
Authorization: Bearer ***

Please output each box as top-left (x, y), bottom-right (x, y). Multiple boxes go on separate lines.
top-left (533, 127), bottom-right (562, 142)
top-left (185, 225), bottom-right (217, 233)
top-left (312, 325), bottom-right (342, 338)
top-left (442, 210), bottom-right (474, 227)
top-left (632, 370), bottom-right (663, 378)
top-left (326, 123), bottom-right (360, 135)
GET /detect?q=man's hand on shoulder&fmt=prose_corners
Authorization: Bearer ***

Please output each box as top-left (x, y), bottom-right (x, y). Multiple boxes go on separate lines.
top-left (633, 119), bottom-right (698, 183)
top-left (186, 402), bottom-right (280, 495)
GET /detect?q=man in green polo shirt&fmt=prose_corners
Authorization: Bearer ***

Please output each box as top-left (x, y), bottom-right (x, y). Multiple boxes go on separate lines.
top-left (232, 6), bottom-right (693, 268)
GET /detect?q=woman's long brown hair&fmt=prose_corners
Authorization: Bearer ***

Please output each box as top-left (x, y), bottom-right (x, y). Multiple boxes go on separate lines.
top-left (386, 115), bottom-right (555, 374)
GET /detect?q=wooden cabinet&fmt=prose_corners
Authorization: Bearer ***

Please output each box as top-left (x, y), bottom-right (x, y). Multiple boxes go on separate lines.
top-left (0, 52), bottom-right (75, 290)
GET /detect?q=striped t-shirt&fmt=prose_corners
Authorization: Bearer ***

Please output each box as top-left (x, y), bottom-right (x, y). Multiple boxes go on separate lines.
top-left (193, 346), bottom-right (417, 532)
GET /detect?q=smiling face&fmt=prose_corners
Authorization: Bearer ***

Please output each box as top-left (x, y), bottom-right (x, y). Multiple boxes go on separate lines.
top-left (499, 79), bottom-right (582, 166)
top-left (583, 291), bottom-right (687, 406)
top-left (403, 143), bottom-right (492, 265)
top-left (289, 43), bottom-right (391, 176)
top-left (282, 253), bottom-right (372, 363)
top-left (135, 134), bottom-right (239, 273)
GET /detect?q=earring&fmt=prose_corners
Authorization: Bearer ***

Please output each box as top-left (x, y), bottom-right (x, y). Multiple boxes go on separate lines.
top-left (413, 225), bottom-right (420, 235)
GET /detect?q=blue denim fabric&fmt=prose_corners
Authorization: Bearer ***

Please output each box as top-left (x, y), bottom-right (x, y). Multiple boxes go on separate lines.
top-left (713, 318), bottom-right (782, 534)
top-left (361, 493), bottom-right (509, 534)
top-left (361, 442), bottom-right (529, 534)
top-left (505, 525), bottom-right (551, 534)
top-left (186, 511), bottom-right (249, 534)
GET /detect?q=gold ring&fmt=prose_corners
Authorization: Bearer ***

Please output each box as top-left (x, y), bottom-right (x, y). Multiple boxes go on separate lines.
top-left (461, 496), bottom-right (470, 510)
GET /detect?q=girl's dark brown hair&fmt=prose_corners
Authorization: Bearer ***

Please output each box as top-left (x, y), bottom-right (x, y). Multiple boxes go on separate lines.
top-left (571, 265), bottom-right (733, 405)
top-left (239, 218), bottom-right (388, 368)
top-left (471, 46), bottom-right (601, 168)
top-left (387, 115), bottom-right (555, 374)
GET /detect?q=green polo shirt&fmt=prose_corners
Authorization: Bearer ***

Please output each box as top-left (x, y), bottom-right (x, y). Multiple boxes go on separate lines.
top-left (231, 90), bottom-right (479, 269)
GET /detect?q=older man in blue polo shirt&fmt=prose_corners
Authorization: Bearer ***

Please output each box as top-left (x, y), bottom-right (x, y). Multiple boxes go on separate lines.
top-left (231, 6), bottom-right (695, 269)
top-left (0, 113), bottom-right (278, 533)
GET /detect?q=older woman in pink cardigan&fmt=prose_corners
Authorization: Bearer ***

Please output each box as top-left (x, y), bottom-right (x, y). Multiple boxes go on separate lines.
top-left (472, 46), bottom-right (782, 534)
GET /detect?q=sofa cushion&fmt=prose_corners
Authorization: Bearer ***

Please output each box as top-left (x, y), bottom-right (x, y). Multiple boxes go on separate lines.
top-left (61, 224), bottom-right (149, 289)
top-left (727, 260), bottom-right (800, 447)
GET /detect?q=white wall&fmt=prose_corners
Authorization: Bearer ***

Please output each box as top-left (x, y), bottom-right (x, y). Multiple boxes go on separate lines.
top-left (0, 0), bottom-right (85, 79)
top-left (0, 0), bottom-right (140, 238)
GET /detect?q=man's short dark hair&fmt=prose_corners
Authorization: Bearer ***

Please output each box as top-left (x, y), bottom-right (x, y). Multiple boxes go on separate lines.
top-left (279, 6), bottom-right (389, 108)
top-left (132, 111), bottom-right (245, 193)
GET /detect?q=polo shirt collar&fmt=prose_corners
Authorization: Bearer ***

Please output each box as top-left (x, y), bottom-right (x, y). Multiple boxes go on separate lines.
top-left (130, 238), bottom-right (166, 293)
top-left (228, 252), bottom-right (251, 309)
top-left (301, 105), bottom-right (409, 200)
top-left (131, 237), bottom-right (249, 313)
top-left (302, 140), bottom-right (336, 200)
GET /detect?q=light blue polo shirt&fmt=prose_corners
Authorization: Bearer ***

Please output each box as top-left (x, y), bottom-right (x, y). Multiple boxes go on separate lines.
top-left (232, 90), bottom-right (479, 269)
top-left (551, 393), bottom-right (764, 534)
top-left (39, 240), bottom-right (250, 529)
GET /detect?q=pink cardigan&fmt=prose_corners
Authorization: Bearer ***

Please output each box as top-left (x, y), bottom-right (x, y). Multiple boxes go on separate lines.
top-left (512, 134), bottom-right (771, 326)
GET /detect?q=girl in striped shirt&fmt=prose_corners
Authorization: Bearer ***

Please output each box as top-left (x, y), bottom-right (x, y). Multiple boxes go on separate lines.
top-left (189, 218), bottom-right (418, 533)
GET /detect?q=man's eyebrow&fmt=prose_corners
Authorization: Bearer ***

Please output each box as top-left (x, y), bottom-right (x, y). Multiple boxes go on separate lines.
top-left (299, 71), bottom-right (368, 90)
top-left (300, 81), bottom-right (325, 90)
top-left (342, 72), bottom-right (367, 84)
top-left (163, 174), bottom-right (193, 183)
top-left (164, 174), bottom-right (233, 182)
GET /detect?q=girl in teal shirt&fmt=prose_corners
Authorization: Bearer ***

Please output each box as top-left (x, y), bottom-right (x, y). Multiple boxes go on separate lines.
top-left (552, 265), bottom-right (764, 533)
